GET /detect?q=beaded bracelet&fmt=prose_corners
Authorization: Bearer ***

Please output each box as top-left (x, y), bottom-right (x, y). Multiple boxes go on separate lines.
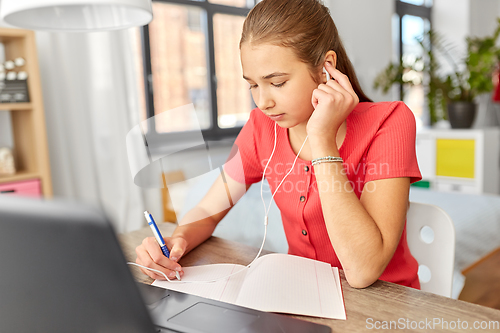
top-left (311, 156), bottom-right (343, 166)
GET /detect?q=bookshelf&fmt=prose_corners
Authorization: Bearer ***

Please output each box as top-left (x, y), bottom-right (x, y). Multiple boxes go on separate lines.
top-left (0, 28), bottom-right (52, 197)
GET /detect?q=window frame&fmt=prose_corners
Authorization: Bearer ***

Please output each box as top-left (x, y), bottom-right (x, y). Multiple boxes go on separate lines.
top-left (395, 0), bottom-right (432, 99)
top-left (141, 0), bottom-right (256, 146)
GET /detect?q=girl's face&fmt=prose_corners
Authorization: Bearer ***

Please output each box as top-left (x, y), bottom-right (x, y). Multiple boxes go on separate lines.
top-left (240, 42), bottom-right (320, 128)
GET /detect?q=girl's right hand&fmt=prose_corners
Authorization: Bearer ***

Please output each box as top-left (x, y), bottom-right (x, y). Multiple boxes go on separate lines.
top-left (135, 236), bottom-right (187, 280)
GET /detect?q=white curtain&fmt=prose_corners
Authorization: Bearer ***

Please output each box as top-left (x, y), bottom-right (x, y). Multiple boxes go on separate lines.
top-left (35, 30), bottom-right (148, 233)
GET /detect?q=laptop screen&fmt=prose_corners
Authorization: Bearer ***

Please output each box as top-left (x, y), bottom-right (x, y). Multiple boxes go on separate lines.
top-left (0, 196), bottom-right (156, 332)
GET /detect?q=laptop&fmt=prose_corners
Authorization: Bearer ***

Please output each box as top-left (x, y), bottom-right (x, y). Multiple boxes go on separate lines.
top-left (0, 196), bottom-right (331, 333)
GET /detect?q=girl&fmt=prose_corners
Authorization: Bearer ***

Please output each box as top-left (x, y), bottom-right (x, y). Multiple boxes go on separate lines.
top-left (135, 0), bottom-right (422, 289)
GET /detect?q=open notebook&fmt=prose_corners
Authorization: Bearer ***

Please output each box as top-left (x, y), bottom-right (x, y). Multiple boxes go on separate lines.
top-left (152, 253), bottom-right (346, 320)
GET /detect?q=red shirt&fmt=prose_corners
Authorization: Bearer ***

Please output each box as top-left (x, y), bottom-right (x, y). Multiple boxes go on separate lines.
top-left (224, 101), bottom-right (422, 288)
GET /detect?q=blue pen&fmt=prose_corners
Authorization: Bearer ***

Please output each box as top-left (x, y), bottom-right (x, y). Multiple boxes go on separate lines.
top-left (144, 211), bottom-right (181, 280)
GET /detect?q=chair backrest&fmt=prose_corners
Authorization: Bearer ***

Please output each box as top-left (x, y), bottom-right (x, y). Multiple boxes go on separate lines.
top-left (406, 201), bottom-right (455, 297)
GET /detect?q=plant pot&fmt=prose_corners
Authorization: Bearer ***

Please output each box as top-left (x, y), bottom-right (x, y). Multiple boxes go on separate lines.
top-left (447, 102), bottom-right (477, 129)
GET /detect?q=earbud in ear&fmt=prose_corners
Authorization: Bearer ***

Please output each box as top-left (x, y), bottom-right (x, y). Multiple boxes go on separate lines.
top-left (323, 66), bottom-right (331, 82)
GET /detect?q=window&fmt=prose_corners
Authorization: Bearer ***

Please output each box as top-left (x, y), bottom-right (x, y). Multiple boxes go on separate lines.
top-left (396, 0), bottom-right (432, 128)
top-left (135, 0), bottom-right (256, 144)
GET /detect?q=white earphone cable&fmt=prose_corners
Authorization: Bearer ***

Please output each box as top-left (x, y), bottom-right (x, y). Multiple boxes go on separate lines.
top-left (261, 122), bottom-right (309, 221)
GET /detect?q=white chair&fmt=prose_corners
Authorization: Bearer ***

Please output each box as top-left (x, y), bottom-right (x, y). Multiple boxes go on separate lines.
top-left (406, 201), bottom-right (455, 297)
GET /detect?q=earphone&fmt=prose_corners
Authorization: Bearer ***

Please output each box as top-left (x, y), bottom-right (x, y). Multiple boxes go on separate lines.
top-left (323, 66), bottom-right (331, 81)
top-left (129, 123), bottom-right (309, 284)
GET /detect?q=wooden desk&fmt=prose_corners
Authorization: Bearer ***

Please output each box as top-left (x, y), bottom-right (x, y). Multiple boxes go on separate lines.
top-left (119, 224), bottom-right (500, 332)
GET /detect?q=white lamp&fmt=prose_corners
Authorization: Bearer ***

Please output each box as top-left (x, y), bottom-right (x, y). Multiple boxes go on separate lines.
top-left (0, 0), bottom-right (153, 32)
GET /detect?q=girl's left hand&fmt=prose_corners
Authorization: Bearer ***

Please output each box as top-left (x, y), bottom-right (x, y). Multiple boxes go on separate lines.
top-left (307, 63), bottom-right (359, 142)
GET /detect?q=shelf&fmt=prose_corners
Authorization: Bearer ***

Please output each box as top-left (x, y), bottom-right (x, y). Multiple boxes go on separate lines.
top-left (0, 28), bottom-right (52, 197)
top-left (0, 103), bottom-right (32, 111)
top-left (0, 171), bottom-right (40, 184)
top-left (435, 176), bottom-right (476, 183)
top-left (0, 29), bottom-right (32, 41)
top-left (416, 128), bottom-right (500, 194)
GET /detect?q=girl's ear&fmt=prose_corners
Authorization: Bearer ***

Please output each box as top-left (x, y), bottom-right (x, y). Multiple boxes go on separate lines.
top-left (321, 51), bottom-right (337, 83)
top-left (324, 51), bottom-right (337, 69)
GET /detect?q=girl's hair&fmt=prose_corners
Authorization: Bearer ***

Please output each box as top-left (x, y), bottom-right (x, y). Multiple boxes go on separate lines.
top-left (240, 0), bottom-right (372, 103)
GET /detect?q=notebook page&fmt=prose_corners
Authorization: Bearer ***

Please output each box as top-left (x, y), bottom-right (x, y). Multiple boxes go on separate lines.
top-left (235, 253), bottom-right (343, 319)
top-left (331, 267), bottom-right (346, 320)
top-left (152, 263), bottom-right (248, 304)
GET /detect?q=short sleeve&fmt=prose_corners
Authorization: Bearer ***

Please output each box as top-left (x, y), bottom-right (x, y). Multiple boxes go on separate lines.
top-left (223, 109), bottom-right (264, 184)
top-left (364, 102), bottom-right (422, 184)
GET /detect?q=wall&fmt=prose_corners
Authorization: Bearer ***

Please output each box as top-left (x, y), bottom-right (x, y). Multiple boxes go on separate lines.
top-left (469, 0), bottom-right (500, 128)
top-left (0, 44), bottom-right (11, 148)
top-left (0, 112), bottom-right (13, 149)
top-left (470, 0), bottom-right (500, 38)
top-left (433, 0), bottom-right (500, 128)
top-left (432, 0), bottom-right (500, 72)
top-left (325, 0), bottom-right (395, 102)
top-left (0, 38), bottom-right (12, 149)
top-left (432, 0), bottom-right (470, 77)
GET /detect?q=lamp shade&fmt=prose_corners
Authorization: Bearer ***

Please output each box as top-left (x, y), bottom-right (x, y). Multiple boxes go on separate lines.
top-left (0, 0), bottom-right (153, 32)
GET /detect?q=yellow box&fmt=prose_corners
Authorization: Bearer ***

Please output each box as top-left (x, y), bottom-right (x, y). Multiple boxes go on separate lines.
top-left (436, 139), bottom-right (475, 178)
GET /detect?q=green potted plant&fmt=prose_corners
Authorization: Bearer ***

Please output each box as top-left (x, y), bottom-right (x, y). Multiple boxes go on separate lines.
top-left (374, 18), bottom-right (500, 128)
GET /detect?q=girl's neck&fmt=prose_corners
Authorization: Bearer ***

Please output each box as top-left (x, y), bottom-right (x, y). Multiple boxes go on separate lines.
top-left (287, 121), bottom-right (347, 161)
top-left (288, 123), bottom-right (308, 145)
top-left (287, 123), bottom-right (311, 161)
